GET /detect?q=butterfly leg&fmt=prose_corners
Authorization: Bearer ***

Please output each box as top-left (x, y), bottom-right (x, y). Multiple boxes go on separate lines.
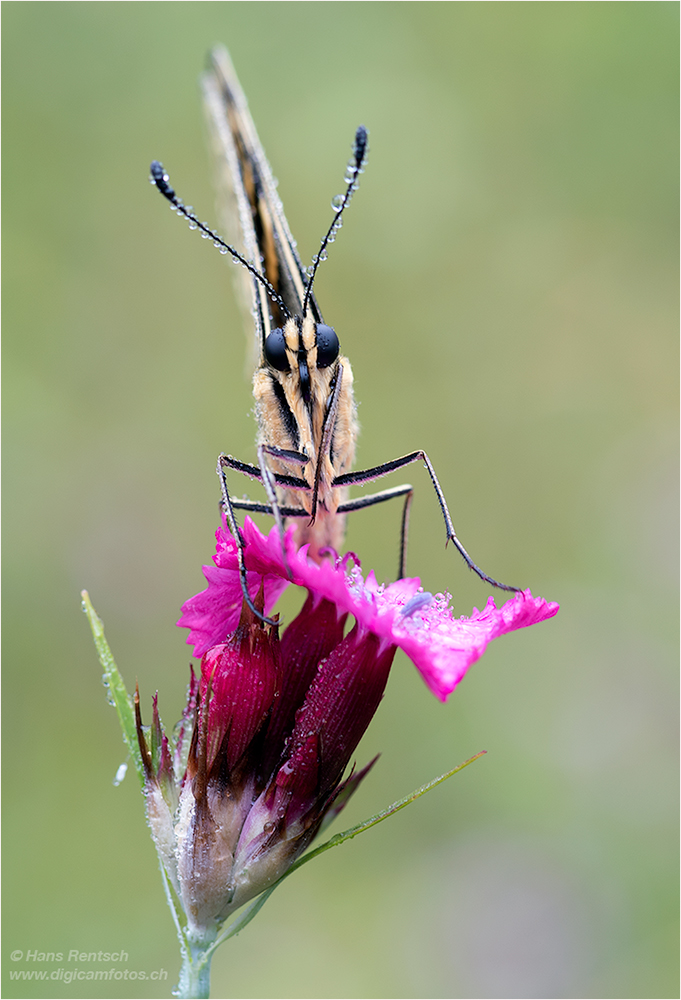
top-left (217, 451), bottom-right (311, 622)
top-left (337, 484), bottom-right (414, 580)
top-left (258, 444), bottom-right (311, 470)
top-left (216, 455), bottom-right (278, 625)
top-left (229, 497), bottom-right (308, 517)
top-left (218, 452), bottom-right (310, 491)
top-left (256, 444), bottom-right (299, 581)
top-left (334, 451), bottom-right (520, 592)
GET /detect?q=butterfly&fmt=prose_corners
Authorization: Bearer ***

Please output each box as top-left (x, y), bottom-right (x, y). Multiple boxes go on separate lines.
top-left (151, 46), bottom-right (518, 621)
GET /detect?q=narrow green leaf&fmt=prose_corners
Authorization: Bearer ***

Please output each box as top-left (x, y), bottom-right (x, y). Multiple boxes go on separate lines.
top-left (285, 751), bottom-right (487, 878)
top-left (209, 751), bottom-right (486, 953)
top-left (210, 887), bottom-right (279, 950)
top-left (81, 590), bottom-right (146, 787)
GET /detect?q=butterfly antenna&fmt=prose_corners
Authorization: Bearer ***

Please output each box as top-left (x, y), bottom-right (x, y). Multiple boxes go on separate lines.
top-left (149, 161), bottom-right (291, 320)
top-left (302, 125), bottom-right (369, 317)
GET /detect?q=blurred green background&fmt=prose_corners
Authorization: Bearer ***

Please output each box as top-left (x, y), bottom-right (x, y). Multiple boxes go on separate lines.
top-left (3, 3), bottom-right (678, 998)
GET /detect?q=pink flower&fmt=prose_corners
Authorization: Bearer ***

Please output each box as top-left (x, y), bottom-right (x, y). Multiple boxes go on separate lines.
top-left (138, 592), bottom-right (394, 937)
top-left (136, 516), bottom-right (557, 938)
top-left (178, 515), bottom-right (559, 702)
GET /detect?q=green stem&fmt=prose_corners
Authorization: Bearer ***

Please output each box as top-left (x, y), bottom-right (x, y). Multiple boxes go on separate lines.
top-left (176, 934), bottom-right (215, 1000)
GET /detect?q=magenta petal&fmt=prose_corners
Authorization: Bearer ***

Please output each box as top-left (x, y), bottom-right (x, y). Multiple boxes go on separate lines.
top-left (178, 516), bottom-right (559, 701)
top-left (201, 633), bottom-right (281, 772)
top-left (391, 590), bottom-right (560, 701)
top-left (177, 522), bottom-right (289, 657)
top-left (258, 595), bottom-right (348, 782)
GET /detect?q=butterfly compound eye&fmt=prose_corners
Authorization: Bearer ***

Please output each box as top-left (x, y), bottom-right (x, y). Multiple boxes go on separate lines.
top-left (264, 328), bottom-right (290, 371)
top-left (315, 324), bottom-right (340, 368)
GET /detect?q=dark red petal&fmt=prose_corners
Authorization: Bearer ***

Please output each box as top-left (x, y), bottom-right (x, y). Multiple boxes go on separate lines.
top-left (275, 733), bottom-right (319, 801)
top-left (284, 625), bottom-right (396, 801)
top-left (200, 611), bottom-right (282, 775)
top-left (259, 595), bottom-right (347, 781)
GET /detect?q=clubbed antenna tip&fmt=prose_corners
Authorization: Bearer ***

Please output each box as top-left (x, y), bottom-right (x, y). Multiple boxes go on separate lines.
top-left (354, 125), bottom-right (368, 163)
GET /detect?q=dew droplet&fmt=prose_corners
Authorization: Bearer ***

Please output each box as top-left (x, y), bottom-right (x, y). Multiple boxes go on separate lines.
top-left (331, 194), bottom-right (344, 212)
top-left (113, 762), bottom-right (128, 786)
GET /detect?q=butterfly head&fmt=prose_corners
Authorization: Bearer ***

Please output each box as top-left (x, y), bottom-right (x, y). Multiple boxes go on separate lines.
top-left (264, 313), bottom-right (340, 409)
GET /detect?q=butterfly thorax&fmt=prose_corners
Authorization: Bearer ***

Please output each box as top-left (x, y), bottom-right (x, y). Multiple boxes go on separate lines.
top-left (252, 312), bottom-right (358, 559)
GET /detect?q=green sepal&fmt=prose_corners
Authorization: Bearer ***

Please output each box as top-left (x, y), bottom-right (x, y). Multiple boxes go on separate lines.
top-left (172, 670), bottom-right (197, 780)
top-left (81, 590), bottom-right (146, 788)
top-left (150, 698), bottom-right (164, 772)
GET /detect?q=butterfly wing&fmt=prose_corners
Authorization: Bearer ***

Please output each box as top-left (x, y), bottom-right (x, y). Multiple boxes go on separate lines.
top-left (202, 46), bottom-right (322, 368)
